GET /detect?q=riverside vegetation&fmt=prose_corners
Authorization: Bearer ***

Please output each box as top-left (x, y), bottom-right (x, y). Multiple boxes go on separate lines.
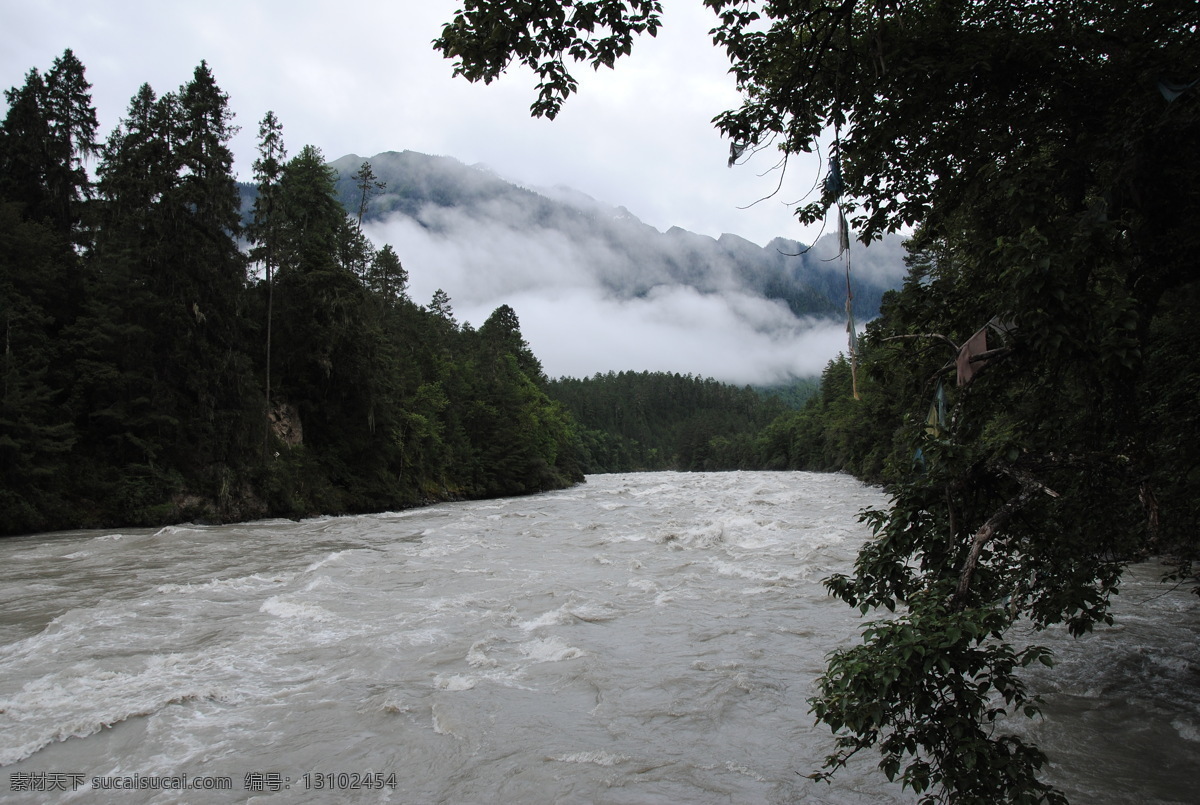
top-left (0, 55), bottom-right (589, 534)
top-left (435, 2), bottom-right (1200, 803)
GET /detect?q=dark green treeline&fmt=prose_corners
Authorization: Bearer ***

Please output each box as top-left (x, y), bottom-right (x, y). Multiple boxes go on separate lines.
top-left (546, 371), bottom-right (796, 472)
top-left (542, 354), bottom-right (900, 480)
top-left (0, 53), bottom-right (584, 535)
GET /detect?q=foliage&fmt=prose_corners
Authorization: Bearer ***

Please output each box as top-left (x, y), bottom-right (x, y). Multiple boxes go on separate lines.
top-left (0, 49), bottom-right (97, 243)
top-left (435, 2), bottom-right (1200, 802)
top-left (754, 376), bottom-right (819, 410)
top-left (0, 201), bottom-right (75, 533)
top-left (435, 0), bottom-right (663, 119)
top-left (547, 370), bottom-right (786, 472)
top-left (0, 53), bottom-right (584, 534)
top-left (810, 598), bottom-right (1064, 804)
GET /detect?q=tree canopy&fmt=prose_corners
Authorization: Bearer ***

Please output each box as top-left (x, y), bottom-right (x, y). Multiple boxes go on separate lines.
top-left (0, 52), bottom-right (585, 534)
top-left (436, 2), bottom-right (1200, 802)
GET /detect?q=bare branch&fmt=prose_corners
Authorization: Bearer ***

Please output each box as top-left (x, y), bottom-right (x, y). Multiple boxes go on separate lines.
top-left (883, 333), bottom-right (961, 353)
top-left (951, 464), bottom-right (1060, 609)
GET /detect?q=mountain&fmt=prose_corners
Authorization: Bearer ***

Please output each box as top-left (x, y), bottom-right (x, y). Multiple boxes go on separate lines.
top-left (325, 151), bottom-right (907, 322)
top-left (240, 150), bottom-right (908, 383)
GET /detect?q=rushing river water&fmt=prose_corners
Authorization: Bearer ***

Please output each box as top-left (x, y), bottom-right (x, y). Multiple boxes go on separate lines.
top-left (0, 471), bottom-right (1197, 804)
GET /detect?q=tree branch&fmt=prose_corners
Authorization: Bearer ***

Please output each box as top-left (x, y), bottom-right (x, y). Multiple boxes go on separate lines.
top-left (951, 464), bottom-right (1059, 609)
top-left (883, 332), bottom-right (960, 353)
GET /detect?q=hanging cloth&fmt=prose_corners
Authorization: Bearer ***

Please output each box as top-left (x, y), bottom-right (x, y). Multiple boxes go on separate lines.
top-left (925, 381), bottom-right (947, 437)
top-left (1158, 77), bottom-right (1198, 102)
top-left (823, 153), bottom-right (844, 199)
top-left (841, 204), bottom-right (859, 400)
top-left (826, 146), bottom-right (859, 400)
top-left (956, 325), bottom-right (989, 386)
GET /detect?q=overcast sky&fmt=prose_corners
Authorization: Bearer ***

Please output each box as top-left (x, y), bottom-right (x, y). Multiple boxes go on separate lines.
top-left (2, 0), bottom-right (876, 384)
top-left (1, 0), bottom-right (827, 246)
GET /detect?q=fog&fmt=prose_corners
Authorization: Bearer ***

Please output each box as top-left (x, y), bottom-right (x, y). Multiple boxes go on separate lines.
top-left (365, 190), bottom-right (874, 385)
top-left (477, 287), bottom-right (851, 386)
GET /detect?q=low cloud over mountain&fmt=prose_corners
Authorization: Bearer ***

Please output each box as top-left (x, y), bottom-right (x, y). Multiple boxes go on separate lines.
top-left (331, 151), bottom-right (907, 385)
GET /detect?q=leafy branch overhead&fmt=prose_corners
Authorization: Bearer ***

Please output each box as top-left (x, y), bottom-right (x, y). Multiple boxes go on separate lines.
top-left (434, 0), bottom-right (663, 119)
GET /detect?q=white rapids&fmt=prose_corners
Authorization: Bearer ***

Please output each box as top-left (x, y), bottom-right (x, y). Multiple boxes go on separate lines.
top-left (0, 471), bottom-right (1196, 804)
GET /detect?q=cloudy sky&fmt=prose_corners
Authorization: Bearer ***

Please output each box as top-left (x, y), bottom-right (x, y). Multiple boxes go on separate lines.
top-left (1, 0), bottom-right (827, 245)
top-left (2, 0), bottom-right (878, 383)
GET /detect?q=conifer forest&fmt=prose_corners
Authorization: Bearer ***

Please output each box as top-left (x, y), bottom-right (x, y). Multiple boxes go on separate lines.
top-left (0, 54), bottom-right (595, 534)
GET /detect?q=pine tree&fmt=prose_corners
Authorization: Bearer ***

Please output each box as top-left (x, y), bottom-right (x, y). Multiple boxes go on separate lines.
top-left (248, 110), bottom-right (287, 457)
top-left (352, 159), bottom-right (385, 227)
top-left (365, 243), bottom-right (408, 304)
top-left (0, 51), bottom-right (97, 240)
top-left (139, 63), bottom-right (254, 476)
top-left (273, 145), bottom-right (370, 446)
top-left (43, 49), bottom-right (98, 242)
top-left (75, 82), bottom-right (180, 485)
top-left (0, 50), bottom-right (98, 531)
top-left (248, 111), bottom-right (287, 270)
top-left (0, 69), bottom-right (51, 218)
top-left (172, 62), bottom-right (255, 472)
top-left (337, 215), bottom-right (375, 280)
top-left (77, 64), bottom-right (255, 518)
top-left (426, 288), bottom-right (458, 329)
top-left (478, 303), bottom-right (543, 382)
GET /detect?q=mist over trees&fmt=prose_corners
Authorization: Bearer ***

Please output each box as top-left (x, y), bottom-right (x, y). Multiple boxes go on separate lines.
top-left (321, 149), bottom-right (908, 385)
top-left (326, 148), bottom-right (905, 321)
top-left (436, 1), bottom-right (1200, 802)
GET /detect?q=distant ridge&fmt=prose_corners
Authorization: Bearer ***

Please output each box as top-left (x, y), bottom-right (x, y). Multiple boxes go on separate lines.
top-left (324, 150), bottom-right (908, 321)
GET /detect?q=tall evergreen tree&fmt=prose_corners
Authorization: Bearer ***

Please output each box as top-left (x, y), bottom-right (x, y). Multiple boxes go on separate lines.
top-left (71, 82), bottom-right (182, 513)
top-left (43, 49), bottom-right (98, 242)
top-left (352, 159), bottom-right (385, 227)
top-left (77, 63), bottom-right (255, 517)
top-left (426, 288), bottom-right (458, 330)
top-left (248, 111), bottom-right (287, 271)
top-left (0, 50), bottom-right (97, 239)
top-left (247, 110), bottom-right (287, 456)
top-left (163, 62), bottom-right (253, 474)
top-left (0, 51), bottom-right (99, 529)
top-left (337, 214), bottom-right (376, 280)
top-left (273, 145), bottom-right (370, 446)
top-left (478, 303), bottom-right (543, 382)
top-left (0, 50), bottom-right (97, 354)
top-left (365, 243), bottom-right (408, 304)
top-left (0, 69), bottom-right (51, 218)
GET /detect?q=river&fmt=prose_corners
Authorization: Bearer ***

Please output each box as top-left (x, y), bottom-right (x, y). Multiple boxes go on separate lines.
top-left (0, 471), bottom-right (1196, 804)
